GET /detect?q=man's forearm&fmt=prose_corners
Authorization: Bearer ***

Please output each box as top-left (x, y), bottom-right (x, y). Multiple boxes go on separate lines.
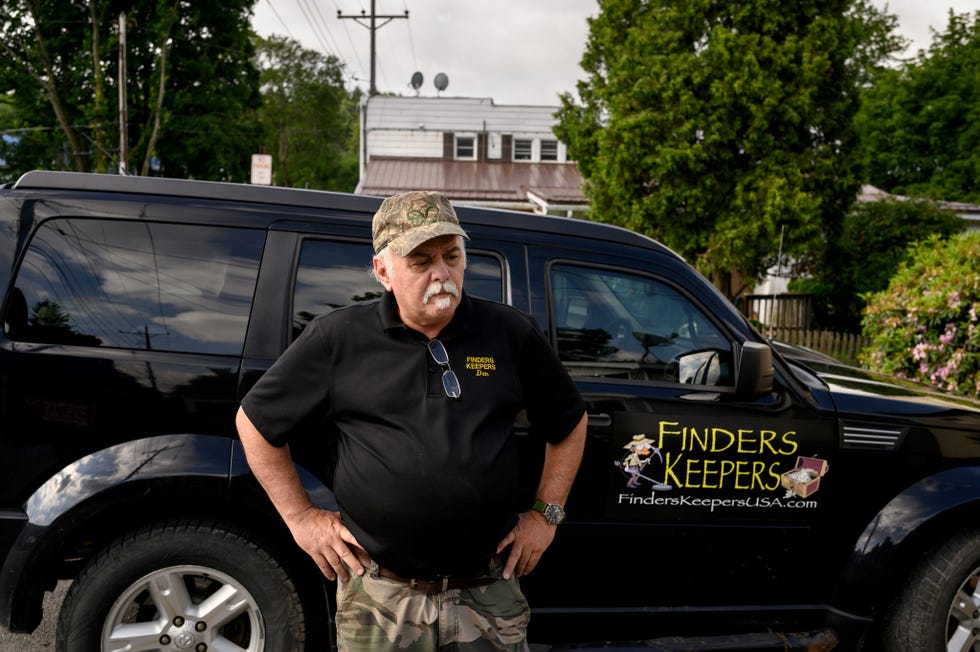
top-left (236, 406), bottom-right (313, 526)
top-left (236, 407), bottom-right (365, 580)
top-left (535, 411), bottom-right (588, 505)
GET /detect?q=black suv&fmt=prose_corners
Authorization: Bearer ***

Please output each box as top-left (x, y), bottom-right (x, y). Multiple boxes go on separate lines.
top-left (2, 170), bottom-right (980, 651)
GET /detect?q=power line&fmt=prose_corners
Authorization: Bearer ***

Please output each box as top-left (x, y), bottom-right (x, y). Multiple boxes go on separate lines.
top-left (400, 0), bottom-right (417, 72)
top-left (263, 0), bottom-right (297, 41)
top-left (330, 0), bottom-right (368, 83)
top-left (337, 0), bottom-right (408, 95)
top-left (294, 0), bottom-right (336, 57)
top-left (303, 0), bottom-right (345, 59)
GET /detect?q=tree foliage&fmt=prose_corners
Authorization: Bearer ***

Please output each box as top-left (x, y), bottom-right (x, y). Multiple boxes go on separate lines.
top-left (857, 11), bottom-right (980, 202)
top-left (862, 231), bottom-right (980, 399)
top-left (255, 36), bottom-right (359, 191)
top-left (790, 198), bottom-right (962, 332)
top-left (556, 0), bottom-right (903, 297)
top-left (0, 0), bottom-right (261, 180)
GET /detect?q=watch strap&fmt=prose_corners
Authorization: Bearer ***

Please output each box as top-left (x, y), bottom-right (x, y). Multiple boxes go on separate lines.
top-left (531, 499), bottom-right (566, 524)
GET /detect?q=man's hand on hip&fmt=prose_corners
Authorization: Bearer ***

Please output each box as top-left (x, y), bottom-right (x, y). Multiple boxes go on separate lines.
top-left (287, 507), bottom-right (368, 581)
top-left (496, 510), bottom-right (557, 580)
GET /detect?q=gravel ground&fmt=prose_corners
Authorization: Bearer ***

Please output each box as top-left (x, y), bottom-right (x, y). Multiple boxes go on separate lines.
top-left (0, 580), bottom-right (67, 650)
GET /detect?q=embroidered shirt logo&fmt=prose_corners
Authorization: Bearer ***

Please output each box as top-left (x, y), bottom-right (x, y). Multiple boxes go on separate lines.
top-left (465, 355), bottom-right (496, 377)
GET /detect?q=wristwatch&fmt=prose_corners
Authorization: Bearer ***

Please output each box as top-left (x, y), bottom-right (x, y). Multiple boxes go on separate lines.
top-left (531, 500), bottom-right (566, 525)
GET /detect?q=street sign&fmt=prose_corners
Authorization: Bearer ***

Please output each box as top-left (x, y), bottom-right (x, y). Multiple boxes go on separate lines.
top-left (250, 154), bottom-right (272, 185)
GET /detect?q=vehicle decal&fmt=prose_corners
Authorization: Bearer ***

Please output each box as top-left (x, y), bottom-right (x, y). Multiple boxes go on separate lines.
top-left (780, 456), bottom-right (829, 498)
top-left (615, 434), bottom-right (673, 491)
top-left (608, 416), bottom-right (829, 517)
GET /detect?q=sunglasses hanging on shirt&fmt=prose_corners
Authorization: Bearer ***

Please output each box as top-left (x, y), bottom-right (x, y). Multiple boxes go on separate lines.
top-left (427, 339), bottom-right (461, 399)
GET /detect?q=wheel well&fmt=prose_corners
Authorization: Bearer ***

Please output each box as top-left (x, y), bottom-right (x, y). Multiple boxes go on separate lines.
top-left (17, 475), bottom-right (332, 646)
top-left (44, 478), bottom-right (285, 576)
top-left (860, 499), bottom-right (980, 619)
top-left (863, 509), bottom-right (980, 650)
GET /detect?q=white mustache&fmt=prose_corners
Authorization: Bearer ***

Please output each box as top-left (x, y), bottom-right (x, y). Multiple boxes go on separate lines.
top-left (423, 280), bottom-right (460, 305)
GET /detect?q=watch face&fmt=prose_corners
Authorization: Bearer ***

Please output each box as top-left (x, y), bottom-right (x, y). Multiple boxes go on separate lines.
top-left (543, 503), bottom-right (566, 525)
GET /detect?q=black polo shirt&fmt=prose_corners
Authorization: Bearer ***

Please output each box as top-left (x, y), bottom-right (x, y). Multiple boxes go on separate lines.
top-left (241, 291), bottom-right (585, 578)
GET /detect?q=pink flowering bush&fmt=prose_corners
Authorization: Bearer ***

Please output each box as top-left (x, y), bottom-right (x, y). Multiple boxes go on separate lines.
top-left (861, 231), bottom-right (980, 399)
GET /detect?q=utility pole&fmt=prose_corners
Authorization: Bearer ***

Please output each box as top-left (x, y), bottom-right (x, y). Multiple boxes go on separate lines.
top-left (337, 0), bottom-right (408, 95)
top-left (118, 11), bottom-right (128, 175)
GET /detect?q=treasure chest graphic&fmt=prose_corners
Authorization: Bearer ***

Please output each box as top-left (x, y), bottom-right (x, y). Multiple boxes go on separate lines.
top-left (780, 456), bottom-right (829, 498)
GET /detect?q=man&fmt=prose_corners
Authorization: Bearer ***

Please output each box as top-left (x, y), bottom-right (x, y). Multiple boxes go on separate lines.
top-left (236, 190), bottom-right (587, 650)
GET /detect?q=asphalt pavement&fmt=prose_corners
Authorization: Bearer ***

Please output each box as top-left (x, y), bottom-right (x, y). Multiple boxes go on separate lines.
top-left (0, 580), bottom-right (66, 650)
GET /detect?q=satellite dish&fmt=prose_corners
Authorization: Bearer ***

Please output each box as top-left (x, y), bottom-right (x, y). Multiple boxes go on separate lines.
top-left (434, 72), bottom-right (449, 92)
top-left (410, 72), bottom-right (423, 90)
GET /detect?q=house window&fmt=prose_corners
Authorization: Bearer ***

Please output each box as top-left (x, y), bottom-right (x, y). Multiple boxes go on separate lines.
top-left (455, 135), bottom-right (476, 160)
top-left (514, 139), bottom-right (533, 161)
top-left (540, 139), bottom-right (559, 161)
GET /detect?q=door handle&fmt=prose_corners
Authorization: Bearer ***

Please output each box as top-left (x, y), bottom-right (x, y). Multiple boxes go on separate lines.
top-left (588, 412), bottom-right (612, 428)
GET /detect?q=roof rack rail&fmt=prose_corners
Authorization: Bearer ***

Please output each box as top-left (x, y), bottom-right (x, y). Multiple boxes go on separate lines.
top-left (13, 170), bottom-right (379, 213)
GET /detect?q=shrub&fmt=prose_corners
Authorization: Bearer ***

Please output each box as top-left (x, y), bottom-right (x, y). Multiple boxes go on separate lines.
top-left (861, 231), bottom-right (980, 398)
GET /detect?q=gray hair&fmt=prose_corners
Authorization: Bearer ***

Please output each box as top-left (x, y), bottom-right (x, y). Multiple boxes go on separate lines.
top-left (370, 246), bottom-right (394, 283)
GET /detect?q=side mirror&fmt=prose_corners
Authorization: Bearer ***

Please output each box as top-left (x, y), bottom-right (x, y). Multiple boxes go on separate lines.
top-left (735, 342), bottom-right (774, 399)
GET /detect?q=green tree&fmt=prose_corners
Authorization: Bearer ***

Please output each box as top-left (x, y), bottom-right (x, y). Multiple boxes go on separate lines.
top-left (791, 198), bottom-right (963, 332)
top-left (0, 0), bottom-right (261, 180)
top-left (256, 36), bottom-right (359, 191)
top-left (862, 231), bottom-right (980, 399)
top-left (556, 0), bottom-right (903, 298)
top-left (857, 11), bottom-right (980, 202)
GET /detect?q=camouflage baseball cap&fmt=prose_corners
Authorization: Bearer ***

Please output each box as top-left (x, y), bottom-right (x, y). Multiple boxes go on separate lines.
top-left (372, 190), bottom-right (469, 256)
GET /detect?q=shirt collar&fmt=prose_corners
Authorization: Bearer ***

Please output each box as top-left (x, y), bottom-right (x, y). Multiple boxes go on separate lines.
top-left (378, 290), bottom-right (404, 332)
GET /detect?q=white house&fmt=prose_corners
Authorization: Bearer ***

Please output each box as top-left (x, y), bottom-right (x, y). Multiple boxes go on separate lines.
top-left (355, 95), bottom-right (587, 215)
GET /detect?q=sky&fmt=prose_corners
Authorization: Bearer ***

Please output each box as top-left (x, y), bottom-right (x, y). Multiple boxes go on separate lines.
top-left (251, 0), bottom-right (980, 107)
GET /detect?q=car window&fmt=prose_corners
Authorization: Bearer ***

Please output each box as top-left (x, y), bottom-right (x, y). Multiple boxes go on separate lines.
top-left (292, 240), bottom-right (504, 340)
top-left (549, 263), bottom-right (733, 385)
top-left (292, 241), bottom-right (379, 339)
top-left (461, 252), bottom-right (505, 305)
top-left (5, 218), bottom-right (265, 355)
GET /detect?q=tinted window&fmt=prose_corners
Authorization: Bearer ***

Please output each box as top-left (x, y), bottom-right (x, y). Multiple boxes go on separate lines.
top-left (292, 241), bottom-right (379, 339)
top-left (6, 218), bottom-right (264, 355)
top-left (462, 252), bottom-right (505, 305)
top-left (292, 240), bottom-right (504, 339)
top-left (550, 263), bottom-right (732, 385)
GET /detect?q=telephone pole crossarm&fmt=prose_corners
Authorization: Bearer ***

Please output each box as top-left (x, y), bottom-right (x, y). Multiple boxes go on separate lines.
top-left (337, 0), bottom-right (409, 95)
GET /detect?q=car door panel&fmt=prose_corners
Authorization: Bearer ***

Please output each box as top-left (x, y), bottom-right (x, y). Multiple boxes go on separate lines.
top-left (519, 247), bottom-right (839, 638)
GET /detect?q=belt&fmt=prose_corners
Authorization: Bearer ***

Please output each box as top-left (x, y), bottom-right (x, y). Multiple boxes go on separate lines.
top-left (374, 566), bottom-right (497, 595)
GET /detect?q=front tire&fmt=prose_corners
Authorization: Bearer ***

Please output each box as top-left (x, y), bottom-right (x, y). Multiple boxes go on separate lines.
top-left (885, 528), bottom-right (980, 651)
top-left (56, 520), bottom-right (307, 651)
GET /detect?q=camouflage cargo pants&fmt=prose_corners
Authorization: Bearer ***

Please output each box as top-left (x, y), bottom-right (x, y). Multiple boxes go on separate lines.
top-left (335, 561), bottom-right (530, 651)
